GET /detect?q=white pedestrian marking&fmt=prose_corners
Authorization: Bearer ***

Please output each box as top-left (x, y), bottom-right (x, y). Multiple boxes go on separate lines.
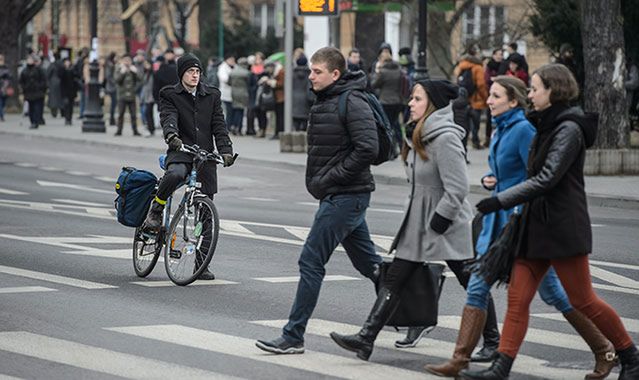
top-left (0, 332), bottom-right (238, 379)
top-left (36, 180), bottom-right (112, 194)
top-left (65, 171), bottom-right (91, 176)
top-left (39, 167), bottom-right (62, 172)
top-left (590, 259), bottom-right (639, 271)
top-left (61, 249), bottom-right (132, 259)
top-left (0, 265), bottom-right (116, 290)
top-left (94, 176), bottom-right (117, 183)
top-left (0, 199), bottom-right (112, 219)
top-left (221, 221), bottom-right (257, 235)
top-left (241, 197), bottom-right (279, 202)
top-left (14, 162), bottom-right (37, 168)
top-left (131, 280), bottom-right (238, 287)
top-left (0, 234), bottom-right (130, 251)
top-left (593, 282), bottom-right (639, 295)
top-left (0, 286), bottom-right (57, 294)
top-left (254, 275), bottom-right (361, 283)
top-left (52, 199), bottom-right (111, 207)
top-left (0, 188), bottom-right (28, 195)
top-left (0, 374), bottom-right (23, 379)
top-left (252, 319), bottom-right (590, 379)
top-left (106, 324), bottom-right (429, 380)
top-left (532, 313), bottom-right (639, 334)
top-left (590, 266), bottom-right (639, 289)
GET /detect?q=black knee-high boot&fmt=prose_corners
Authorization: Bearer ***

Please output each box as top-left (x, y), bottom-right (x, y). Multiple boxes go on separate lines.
top-left (460, 352), bottom-right (514, 380)
top-left (329, 287), bottom-right (400, 361)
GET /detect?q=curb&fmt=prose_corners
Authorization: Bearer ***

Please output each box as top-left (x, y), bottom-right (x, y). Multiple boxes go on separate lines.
top-left (2, 129), bottom-right (638, 210)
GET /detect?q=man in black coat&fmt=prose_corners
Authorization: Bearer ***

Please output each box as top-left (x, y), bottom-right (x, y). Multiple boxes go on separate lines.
top-left (256, 47), bottom-right (382, 354)
top-left (143, 53), bottom-right (235, 280)
top-left (19, 55), bottom-right (47, 129)
top-left (152, 48), bottom-right (178, 102)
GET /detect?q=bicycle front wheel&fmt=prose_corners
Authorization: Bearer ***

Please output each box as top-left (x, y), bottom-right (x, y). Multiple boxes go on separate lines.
top-left (132, 226), bottom-right (162, 277)
top-left (164, 196), bottom-right (220, 286)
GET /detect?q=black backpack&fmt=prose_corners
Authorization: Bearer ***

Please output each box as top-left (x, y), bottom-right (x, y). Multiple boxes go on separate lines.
top-left (457, 68), bottom-right (476, 97)
top-left (338, 89), bottom-right (397, 165)
top-left (114, 167), bottom-right (158, 227)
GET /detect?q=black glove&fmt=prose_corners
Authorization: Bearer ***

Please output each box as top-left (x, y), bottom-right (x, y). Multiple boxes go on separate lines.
top-left (166, 133), bottom-right (182, 151)
top-left (222, 153), bottom-right (235, 167)
top-left (476, 197), bottom-right (503, 214)
top-left (430, 212), bottom-right (453, 234)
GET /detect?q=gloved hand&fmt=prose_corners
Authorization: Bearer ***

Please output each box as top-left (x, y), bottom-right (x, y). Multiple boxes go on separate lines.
top-left (222, 153), bottom-right (235, 167)
top-left (166, 133), bottom-right (182, 151)
top-left (430, 212), bottom-right (453, 234)
top-left (476, 197), bottom-right (503, 214)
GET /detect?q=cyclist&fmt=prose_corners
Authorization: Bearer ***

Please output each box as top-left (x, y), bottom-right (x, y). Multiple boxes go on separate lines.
top-left (143, 52), bottom-right (235, 280)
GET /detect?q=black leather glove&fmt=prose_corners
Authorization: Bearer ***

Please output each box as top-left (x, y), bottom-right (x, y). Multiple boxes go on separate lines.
top-left (430, 212), bottom-right (453, 234)
top-left (222, 153), bottom-right (235, 167)
top-left (166, 133), bottom-right (182, 151)
top-left (476, 197), bottom-right (503, 214)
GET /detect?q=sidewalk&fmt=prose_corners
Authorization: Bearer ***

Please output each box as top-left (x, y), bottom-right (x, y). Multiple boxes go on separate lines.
top-left (1, 112), bottom-right (638, 208)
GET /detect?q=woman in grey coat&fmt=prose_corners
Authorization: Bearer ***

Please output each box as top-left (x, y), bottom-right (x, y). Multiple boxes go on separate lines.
top-left (329, 79), bottom-right (474, 361)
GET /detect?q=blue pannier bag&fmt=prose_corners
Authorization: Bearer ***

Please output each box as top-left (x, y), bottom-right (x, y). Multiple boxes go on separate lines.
top-left (114, 167), bottom-right (158, 227)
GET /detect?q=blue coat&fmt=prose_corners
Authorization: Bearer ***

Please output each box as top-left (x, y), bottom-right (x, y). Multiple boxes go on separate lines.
top-left (475, 108), bottom-right (535, 255)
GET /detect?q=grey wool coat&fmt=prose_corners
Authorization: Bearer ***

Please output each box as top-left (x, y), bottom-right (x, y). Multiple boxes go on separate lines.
top-left (390, 104), bottom-right (474, 262)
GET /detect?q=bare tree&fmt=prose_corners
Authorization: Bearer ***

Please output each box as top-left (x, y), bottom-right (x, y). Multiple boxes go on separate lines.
top-left (165, 0), bottom-right (198, 49)
top-left (0, 0), bottom-right (46, 101)
top-left (581, 0), bottom-right (629, 148)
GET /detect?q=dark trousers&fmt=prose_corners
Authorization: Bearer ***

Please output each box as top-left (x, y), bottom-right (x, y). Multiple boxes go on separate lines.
top-left (107, 91), bottom-right (117, 122)
top-left (0, 95), bottom-right (6, 119)
top-left (293, 118), bottom-right (308, 131)
top-left (28, 98), bottom-right (44, 126)
top-left (468, 108), bottom-right (482, 146)
top-left (117, 99), bottom-right (138, 133)
top-left (382, 104), bottom-right (404, 147)
top-left (144, 102), bottom-right (155, 134)
top-left (247, 106), bottom-right (267, 133)
top-left (62, 97), bottom-right (74, 123)
top-left (484, 108), bottom-right (493, 145)
top-left (223, 101), bottom-right (233, 130)
top-left (230, 107), bottom-right (244, 132)
top-left (282, 193), bottom-right (383, 343)
top-left (275, 102), bottom-right (284, 136)
top-left (156, 163), bottom-right (214, 202)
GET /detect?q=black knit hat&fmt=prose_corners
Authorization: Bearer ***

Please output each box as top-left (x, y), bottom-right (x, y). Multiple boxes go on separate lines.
top-left (177, 53), bottom-right (202, 80)
top-left (416, 79), bottom-right (459, 109)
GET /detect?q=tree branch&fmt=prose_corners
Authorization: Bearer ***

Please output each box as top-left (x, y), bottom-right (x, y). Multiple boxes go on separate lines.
top-left (18, 0), bottom-right (46, 32)
top-left (448, 0), bottom-right (475, 32)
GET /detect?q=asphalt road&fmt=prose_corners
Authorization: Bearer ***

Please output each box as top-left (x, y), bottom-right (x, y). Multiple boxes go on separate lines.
top-left (0, 134), bottom-right (637, 379)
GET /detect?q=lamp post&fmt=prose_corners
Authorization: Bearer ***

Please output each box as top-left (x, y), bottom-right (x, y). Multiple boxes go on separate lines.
top-left (413, 0), bottom-right (429, 81)
top-left (82, 0), bottom-right (105, 133)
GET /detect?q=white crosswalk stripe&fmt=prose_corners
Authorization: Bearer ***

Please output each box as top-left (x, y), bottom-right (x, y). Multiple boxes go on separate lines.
top-left (254, 275), bottom-right (361, 283)
top-left (0, 188), bottom-right (28, 195)
top-left (0, 331), bottom-right (242, 379)
top-left (0, 286), bottom-right (57, 294)
top-left (106, 324), bottom-right (431, 379)
top-left (252, 318), bottom-right (593, 379)
top-left (0, 265), bottom-right (116, 290)
top-left (533, 312), bottom-right (639, 334)
top-left (131, 279), bottom-right (238, 287)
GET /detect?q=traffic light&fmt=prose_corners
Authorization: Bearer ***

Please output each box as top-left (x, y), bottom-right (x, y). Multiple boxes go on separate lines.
top-left (297, 0), bottom-right (339, 16)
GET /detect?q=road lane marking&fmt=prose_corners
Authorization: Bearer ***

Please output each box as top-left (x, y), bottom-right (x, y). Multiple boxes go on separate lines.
top-left (0, 188), bottom-right (28, 195)
top-left (106, 324), bottom-right (429, 380)
top-left (36, 180), bottom-right (112, 194)
top-left (0, 286), bottom-right (57, 294)
top-left (52, 199), bottom-right (111, 207)
top-left (590, 259), bottom-right (639, 271)
top-left (592, 282), bottom-right (639, 295)
top-left (532, 313), bottom-right (639, 334)
top-left (0, 265), bottom-right (116, 290)
top-left (0, 332), bottom-right (238, 379)
top-left (252, 319), bottom-right (590, 379)
top-left (94, 176), bottom-right (117, 183)
top-left (65, 171), bottom-right (91, 176)
top-left (0, 234), bottom-right (130, 251)
top-left (131, 280), bottom-right (238, 287)
top-left (590, 266), bottom-right (639, 289)
top-left (39, 167), bottom-right (63, 172)
top-left (241, 197), bottom-right (279, 202)
top-left (14, 162), bottom-right (37, 168)
top-left (254, 275), bottom-right (361, 283)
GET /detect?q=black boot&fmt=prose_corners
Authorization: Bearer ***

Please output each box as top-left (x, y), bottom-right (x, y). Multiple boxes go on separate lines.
top-left (618, 344), bottom-right (639, 380)
top-left (143, 201), bottom-right (164, 231)
top-left (460, 352), bottom-right (514, 380)
top-left (395, 325), bottom-right (435, 348)
top-left (471, 295), bottom-right (500, 362)
top-left (330, 287), bottom-right (399, 361)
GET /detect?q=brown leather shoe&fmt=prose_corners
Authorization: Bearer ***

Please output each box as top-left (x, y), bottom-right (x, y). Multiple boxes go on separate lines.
top-left (425, 306), bottom-right (487, 377)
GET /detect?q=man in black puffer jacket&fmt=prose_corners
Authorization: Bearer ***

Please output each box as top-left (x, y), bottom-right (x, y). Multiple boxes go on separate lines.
top-left (256, 47), bottom-right (383, 355)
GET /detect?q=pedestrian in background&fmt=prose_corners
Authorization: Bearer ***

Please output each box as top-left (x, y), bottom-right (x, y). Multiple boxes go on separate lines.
top-left (19, 54), bottom-right (47, 129)
top-left (205, 56), bottom-right (221, 88)
top-left (46, 52), bottom-right (63, 118)
top-left (247, 53), bottom-right (268, 137)
top-left (256, 47), bottom-right (382, 355)
top-left (0, 54), bottom-right (12, 122)
top-left (217, 53), bottom-right (236, 129)
top-left (114, 56), bottom-right (142, 136)
top-left (74, 48), bottom-right (89, 119)
top-left (229, 57), bottom-right (251, 135)
top-left (330, 79), bottom-right (474, 361)
top-left (292, 54), bottom-right (313, 131)
top-left (347, 48), bottom-right (362, 72)
top-left (153, 49), bottom-right (178, 108)
top-left (104, 52), bottom-right (118, 126)
top-left (59, 57), bottom-right (77, 126)
top-left (505, 53), bottom-right (529, 85)
top-left (371, 49), bottom-right (405, 152)
top-left (462, 63), bottom-right (639, 380)
top-left (140, 59), bottom-right (155, 137)
top-left (454, 45), bottom-right (488, 150)
top-left (483, 48), bottom-right (503, 147)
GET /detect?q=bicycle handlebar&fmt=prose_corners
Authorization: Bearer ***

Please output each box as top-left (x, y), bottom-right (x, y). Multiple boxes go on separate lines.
top-left (179, 144), bottom-right (238, 166)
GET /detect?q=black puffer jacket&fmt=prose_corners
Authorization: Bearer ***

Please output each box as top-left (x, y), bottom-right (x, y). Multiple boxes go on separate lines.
top-left (497, 105), bottom-right (598, 259)
top-left (19, 65), bottom-right (47, 101)
top-left (306, 70), bottom-right (378, 200)
top-left (159, 82), bottom-right (233, 194)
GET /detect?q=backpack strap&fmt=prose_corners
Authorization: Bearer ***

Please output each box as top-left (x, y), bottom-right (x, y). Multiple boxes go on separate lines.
top-left (337, 89), bottom-right (353, 125)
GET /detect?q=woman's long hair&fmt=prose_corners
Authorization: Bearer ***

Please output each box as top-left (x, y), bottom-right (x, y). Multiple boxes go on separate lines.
top-left (401, 83), bottom-right (437, 161)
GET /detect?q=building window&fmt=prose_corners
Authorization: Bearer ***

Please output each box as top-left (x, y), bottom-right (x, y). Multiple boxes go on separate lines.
top-left (252, 3), bottom-right (275, 38)
top-left (461, 5), bottom-right (505, 50)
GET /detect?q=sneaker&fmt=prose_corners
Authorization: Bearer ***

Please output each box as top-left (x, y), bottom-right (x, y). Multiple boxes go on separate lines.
top-left (394, 325), bottom-right (435, 348)
top-left (256, 336), bottom-right (304, 354)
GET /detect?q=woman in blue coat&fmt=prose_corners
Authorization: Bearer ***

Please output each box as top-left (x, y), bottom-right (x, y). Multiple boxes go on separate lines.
top-left (426, 76), bottom-right (616, 379)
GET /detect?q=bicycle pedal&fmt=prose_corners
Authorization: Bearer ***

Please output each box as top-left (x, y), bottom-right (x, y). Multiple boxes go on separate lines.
top-left (169, 250), bottom-right (182, 259)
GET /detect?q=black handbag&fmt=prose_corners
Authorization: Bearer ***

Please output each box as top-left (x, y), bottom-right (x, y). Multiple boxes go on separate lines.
top-left (377, 261), bottom-right (446, 327)
top-left (469, 211), bottom-right (522, 287)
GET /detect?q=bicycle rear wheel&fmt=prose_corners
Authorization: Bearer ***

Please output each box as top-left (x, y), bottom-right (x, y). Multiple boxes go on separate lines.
top-left (132, 227), bottom-right (162, 277)
top-left (164, 196), bottom-right (220, 286)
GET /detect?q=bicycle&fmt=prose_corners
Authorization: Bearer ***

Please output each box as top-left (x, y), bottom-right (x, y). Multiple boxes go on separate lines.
top-left (132, 144), bottom-right (236, 286)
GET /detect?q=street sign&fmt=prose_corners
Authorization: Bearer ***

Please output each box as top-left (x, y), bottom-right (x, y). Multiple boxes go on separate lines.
top-left (297, 0), bottom-right (339, 16)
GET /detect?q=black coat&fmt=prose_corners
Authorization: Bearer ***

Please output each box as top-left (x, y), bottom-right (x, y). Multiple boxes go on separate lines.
top-left (19, 65), bottom-right (47, 101)
top-left (159, 82), bottom-right (233, 194)
top-left (153, 61), bottom-right (178, 101)
top-left (306, 70), bottom-right (378, 200)
top-left (292, 66), bottom-right (314, 120)
top-left (496, 105), bottom-right (598, 259)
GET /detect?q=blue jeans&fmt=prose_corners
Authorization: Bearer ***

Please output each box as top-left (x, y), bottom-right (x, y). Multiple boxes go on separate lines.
top-left (223, 101), bottom-right (233, 130)
top-left (282, 193), bottom-right (382, 344)
top-left (467, 266), bottom-right (573, 313)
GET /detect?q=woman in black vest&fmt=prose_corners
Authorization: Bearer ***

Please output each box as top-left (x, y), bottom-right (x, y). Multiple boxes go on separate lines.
top-left (461, 64), bottom-right (639, 379)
